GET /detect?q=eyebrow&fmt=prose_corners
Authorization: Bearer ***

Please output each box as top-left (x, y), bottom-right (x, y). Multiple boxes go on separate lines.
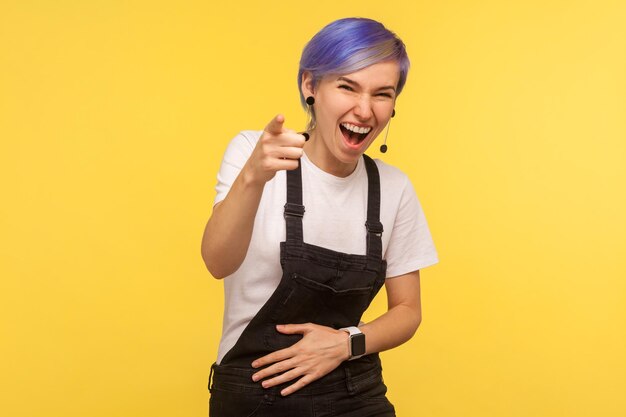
top-left (337, 76), bottom-right (396, 92)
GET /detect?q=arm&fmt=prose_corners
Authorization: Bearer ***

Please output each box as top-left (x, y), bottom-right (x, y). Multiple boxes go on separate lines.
top-left (201, 115), bottom-right (306, 279)
top-left (250, 270), bottom-right (422, 396)
top-left (359, 269), bottom-right (422, 354)
top-left (200, 170), bottom-right (265, 279)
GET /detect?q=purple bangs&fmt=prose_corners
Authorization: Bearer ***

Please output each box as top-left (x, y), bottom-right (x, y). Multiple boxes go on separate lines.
top-left (297, 17), bottom-right (410, 110)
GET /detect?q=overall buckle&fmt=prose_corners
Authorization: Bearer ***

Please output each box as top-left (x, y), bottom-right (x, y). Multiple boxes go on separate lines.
top-left (284, 203), bottom-right (305, 218)
top-left (365, 221), bottom-right (384, 236)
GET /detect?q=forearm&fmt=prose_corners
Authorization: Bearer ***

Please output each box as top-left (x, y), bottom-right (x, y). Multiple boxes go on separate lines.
top-left (201, 163), bottom-right (265, 278)
top-left (359, 303), bottom-right (422, 355)
top-left (202, 115), bottom-right (305, 279)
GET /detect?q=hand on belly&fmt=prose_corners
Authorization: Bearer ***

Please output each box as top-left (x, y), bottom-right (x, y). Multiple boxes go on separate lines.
top-left (250, 323), bottom-right (350, 396)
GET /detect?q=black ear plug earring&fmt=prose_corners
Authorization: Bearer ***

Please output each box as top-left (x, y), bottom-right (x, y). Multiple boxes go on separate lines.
top-left (380, 109), bottom-right (395, 153)
top-left (306, 96), bottom-right (315, 105)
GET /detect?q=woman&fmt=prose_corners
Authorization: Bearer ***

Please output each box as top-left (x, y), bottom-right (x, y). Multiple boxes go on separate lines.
top-left (202, 17), bottom-right (438, 416)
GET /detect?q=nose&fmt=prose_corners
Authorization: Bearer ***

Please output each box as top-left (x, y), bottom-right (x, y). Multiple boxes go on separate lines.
top-left (353, 95), bottom-right (373, 121)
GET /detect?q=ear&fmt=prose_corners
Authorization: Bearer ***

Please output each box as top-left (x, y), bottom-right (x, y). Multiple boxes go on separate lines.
top-left (301, 71), bottom-right (315, 98)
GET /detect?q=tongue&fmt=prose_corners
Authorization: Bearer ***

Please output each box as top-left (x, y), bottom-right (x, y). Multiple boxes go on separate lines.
top-left (348, 130), bottom-right (360, 144)
top-left (341, 125), bottom-right (363, 145)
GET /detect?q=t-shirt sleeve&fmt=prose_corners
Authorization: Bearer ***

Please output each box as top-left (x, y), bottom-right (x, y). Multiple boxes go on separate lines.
top-left (384, 176), bottom-right (439, 278)
top-left (214, 131), bottom-right (258, 207)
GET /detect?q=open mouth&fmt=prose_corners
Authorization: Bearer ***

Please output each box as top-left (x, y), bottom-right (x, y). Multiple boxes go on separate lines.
top-left (339, 122), bottom-right (372, 147)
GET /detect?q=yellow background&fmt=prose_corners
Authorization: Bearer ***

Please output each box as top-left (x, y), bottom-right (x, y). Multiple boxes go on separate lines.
top-left (2, 0), bottom-right (625, 416)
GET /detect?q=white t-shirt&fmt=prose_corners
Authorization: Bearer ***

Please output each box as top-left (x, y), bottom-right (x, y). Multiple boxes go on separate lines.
top-left (213, 130), bottom-right (439, 364)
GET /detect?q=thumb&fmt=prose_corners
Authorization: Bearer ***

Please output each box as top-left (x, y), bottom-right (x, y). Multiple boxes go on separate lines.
top-left (264, 113), bottom-right (285, 135)
top-left (276, 323), bottom-right (311, 334)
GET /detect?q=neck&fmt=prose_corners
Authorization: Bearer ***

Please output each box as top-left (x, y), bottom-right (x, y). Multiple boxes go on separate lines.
top-left (303, 130), bottom-right (358, 178)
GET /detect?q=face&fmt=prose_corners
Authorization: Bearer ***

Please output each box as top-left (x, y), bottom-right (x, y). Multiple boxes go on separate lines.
top-left (302, 61), bottom-right (400, 175)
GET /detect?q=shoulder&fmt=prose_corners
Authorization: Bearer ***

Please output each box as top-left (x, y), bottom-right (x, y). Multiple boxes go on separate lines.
top-left (227, 130), bottom-right (263, 150)
top-left (368, 157), bottom-right (425, 214)
top-left (221, 130), bottom-right (263, 162)
top-left (214, 130), bottom-right (265, 205)
top-left (369, 157), bottom-right (411, 189)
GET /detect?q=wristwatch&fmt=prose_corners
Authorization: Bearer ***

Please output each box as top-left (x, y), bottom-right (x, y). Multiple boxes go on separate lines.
top-left (339, 326), bottom-right (366, 361)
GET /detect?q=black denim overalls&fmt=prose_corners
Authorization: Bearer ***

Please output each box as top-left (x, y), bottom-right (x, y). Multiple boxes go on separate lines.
top-left (209, 155), bottom-right (396, 416)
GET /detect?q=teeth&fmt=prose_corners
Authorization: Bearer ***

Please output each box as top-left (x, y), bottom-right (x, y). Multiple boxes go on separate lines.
top-left (341, 122), bottom-right (371, 134)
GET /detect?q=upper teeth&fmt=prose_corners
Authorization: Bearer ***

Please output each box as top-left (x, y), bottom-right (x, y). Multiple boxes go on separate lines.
top-left (341, 123), bottom-right (371, 134)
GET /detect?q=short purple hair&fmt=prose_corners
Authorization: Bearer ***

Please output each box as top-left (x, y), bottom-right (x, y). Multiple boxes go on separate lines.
top-left (298, 17), bottom-right (410, 127)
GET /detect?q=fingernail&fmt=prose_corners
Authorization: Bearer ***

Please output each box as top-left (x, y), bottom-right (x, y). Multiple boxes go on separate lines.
top-left (262, 381), bottom-right (268, 388)
top-left (281, 389), bottom-right (288, 396)
top-left (252, 375), bottom-right (259, 382)
top-left (251, 361), bottom-right (258, 368)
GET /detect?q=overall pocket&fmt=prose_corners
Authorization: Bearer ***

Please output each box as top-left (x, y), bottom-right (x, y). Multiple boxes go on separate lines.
top-left (265, 273), bottom-right (374, 351)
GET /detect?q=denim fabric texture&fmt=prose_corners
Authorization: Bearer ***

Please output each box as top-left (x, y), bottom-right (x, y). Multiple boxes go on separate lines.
top-left (209, 354), bottom-right (395, 416)
top-left (209, 155), bottom-right (395, 416)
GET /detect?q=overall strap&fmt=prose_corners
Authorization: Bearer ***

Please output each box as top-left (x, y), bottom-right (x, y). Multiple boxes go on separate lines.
top-left (363, 154), bottom-right (384, 270)
top-left (284, 159), bottom-right (305, 244)
top-left (284, 155), bottom-right (383, 264)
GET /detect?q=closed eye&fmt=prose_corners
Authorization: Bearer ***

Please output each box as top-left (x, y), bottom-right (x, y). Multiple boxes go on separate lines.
top-left (339, 84), bottom-right (393, 98)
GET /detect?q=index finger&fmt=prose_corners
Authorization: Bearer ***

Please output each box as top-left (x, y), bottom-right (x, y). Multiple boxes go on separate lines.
top-left (264, 113), bottom-right (285, 135)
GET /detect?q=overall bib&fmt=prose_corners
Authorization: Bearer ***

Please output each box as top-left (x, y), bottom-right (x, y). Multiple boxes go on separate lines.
top-left (209, 155), bottom-right (395, 416)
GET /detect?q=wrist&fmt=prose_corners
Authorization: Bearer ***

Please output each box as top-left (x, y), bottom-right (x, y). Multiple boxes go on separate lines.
top-left (241, 162), bottom-right (268, 189)
top-left (337, 329), bottom-right (350, 361)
